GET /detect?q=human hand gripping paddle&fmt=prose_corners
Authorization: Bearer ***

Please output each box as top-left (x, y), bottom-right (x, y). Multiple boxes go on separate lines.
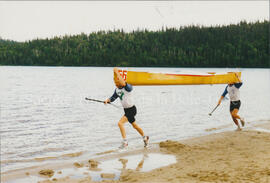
top-left (85, 97), bottom-right (121, 109)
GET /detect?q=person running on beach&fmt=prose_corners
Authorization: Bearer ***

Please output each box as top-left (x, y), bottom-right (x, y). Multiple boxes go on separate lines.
top-left (218, 73), bottom-right (245, 131)
top-left (104, 67), bottom-right (149, 148)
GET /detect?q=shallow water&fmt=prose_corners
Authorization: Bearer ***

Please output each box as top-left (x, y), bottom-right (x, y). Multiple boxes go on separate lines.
top-left (1, 66), bottom-right (270, 173)
top-left (5, 152), bottom-right (176, 183)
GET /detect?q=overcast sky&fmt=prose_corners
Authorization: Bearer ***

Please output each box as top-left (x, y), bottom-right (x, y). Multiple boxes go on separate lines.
top-left (0, 1), bottom-right (268, 42)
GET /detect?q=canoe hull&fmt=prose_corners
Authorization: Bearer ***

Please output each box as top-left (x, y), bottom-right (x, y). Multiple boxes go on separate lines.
top-left (119, 70), bottom-right (241, 85)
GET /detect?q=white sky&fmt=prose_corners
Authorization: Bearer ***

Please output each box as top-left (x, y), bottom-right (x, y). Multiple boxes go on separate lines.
top-left (0, 1), bottom-right (268, 42)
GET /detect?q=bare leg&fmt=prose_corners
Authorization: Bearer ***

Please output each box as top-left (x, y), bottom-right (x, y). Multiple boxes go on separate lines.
top-left (231, 109), bottom-right (241, 120)
top-left (118, 116), bottom-right (128, 139)
top-left (231, 110), bottom-right (241, 130)
top-left (232, 117), bottom-right (241, 131)
top-left (231, 109), bottom-right (245, 127)
top-left (131, 122), bottom-right (144, 136)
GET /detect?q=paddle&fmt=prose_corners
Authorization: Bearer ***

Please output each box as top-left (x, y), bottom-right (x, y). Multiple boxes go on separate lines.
top-left (208, 104), bottom-right (220, 116)
top-left (85, 97), bottom-right (121, 109)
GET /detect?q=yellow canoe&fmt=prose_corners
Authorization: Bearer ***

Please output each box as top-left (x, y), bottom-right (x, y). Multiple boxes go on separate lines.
top-left (118, 70), bottom-right (241, 85)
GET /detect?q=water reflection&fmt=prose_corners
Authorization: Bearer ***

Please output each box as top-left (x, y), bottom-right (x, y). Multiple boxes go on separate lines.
top-left (5, 153), bottom-right (176, 183)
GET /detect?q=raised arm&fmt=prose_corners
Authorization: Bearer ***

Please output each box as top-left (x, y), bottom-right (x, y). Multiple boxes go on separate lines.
top-left (114, 67), bottom-right (126, 87)
top-left (234, 73), bottom-right (242, 82)
top-left (234, 73), bottom-right (243, 88)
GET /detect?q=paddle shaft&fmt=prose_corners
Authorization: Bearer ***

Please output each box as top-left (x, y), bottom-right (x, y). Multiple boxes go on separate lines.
top-left (85, 97), bottom-right (121, 109)
top-left (85, 98), bottom-right (105, 103)
top-left (209, 104), bottom-right (219, 116)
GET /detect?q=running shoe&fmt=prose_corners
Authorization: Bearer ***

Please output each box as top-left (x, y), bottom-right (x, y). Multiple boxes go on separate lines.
top-left (119, 140), bottom-right (128, 149)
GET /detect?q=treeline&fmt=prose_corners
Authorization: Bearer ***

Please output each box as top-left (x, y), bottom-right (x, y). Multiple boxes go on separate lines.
top-left (0, 20), bottom-right (269, 67)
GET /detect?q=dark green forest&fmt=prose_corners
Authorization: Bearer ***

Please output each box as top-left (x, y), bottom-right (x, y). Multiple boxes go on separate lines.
top-left (0, 21), bottom-right (269, 67)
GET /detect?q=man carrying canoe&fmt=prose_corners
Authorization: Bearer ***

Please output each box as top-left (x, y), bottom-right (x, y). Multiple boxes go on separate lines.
top-left (104, 67), bottom-right (149, 149)
top-left (218, 73), bottom-right (245, 131)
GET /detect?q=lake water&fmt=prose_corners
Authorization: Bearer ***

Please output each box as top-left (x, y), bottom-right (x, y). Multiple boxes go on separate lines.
top-left (1, 66), bottom-right (270, 173)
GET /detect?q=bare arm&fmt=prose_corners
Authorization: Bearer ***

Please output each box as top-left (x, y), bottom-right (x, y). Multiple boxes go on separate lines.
top-left (218, 96), bottom-right (224, 105)
top-left (235, 73), bottom-right (242, 83)
top-left (114, 67), bottom-right (126, 87)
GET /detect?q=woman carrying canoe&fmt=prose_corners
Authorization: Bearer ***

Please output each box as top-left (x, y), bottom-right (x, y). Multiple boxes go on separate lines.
top-left (104, 67), bottom-right (149, 149)
top-left (218, 73), bottom-right (245, 131)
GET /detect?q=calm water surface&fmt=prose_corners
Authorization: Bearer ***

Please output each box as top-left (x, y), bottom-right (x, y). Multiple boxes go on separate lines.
top-left (1, 66), bottom-right (270, 173)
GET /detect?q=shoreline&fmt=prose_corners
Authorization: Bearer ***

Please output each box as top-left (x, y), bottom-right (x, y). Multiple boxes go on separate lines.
top-left (2, 121), bottom-right (270, 183)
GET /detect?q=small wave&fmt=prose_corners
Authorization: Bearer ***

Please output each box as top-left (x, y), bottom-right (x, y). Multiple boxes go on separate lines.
top-left (17, 119), bottom-right (32, 123)
top-left (1, 159), bottom-right (35, 164)
top-left (0, 129), bottom-right (21, 133)
top-left (61, 151), bottom-right (83, 158)
top-left (95, 150), bottom-right (115, 155)
top-left (1, 151), bottom-right (84, 164)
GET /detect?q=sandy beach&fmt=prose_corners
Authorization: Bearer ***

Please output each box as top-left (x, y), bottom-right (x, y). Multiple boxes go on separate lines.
top-left (2, 121), bottom-right (270, 183)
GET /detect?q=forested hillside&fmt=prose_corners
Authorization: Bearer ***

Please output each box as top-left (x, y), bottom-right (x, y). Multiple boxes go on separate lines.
top-left (0, 21), bottom-right (269, 67)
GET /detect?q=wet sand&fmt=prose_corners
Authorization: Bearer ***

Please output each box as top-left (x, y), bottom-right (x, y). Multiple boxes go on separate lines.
top-left (2, 121), bottom-right (270, 183)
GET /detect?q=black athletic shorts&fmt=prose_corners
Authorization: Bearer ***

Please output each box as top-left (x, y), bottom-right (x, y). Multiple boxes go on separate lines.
top-left (230, 100), bottom-right (241, 112)
top-left (124, 105), bottom-right (137, 123)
